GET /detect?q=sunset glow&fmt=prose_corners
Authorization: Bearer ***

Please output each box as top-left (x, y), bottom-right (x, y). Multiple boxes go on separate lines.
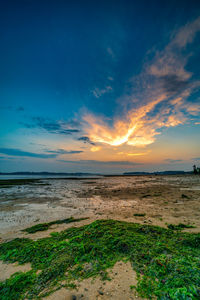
top-left (0, 2), bottom-right (200, 172)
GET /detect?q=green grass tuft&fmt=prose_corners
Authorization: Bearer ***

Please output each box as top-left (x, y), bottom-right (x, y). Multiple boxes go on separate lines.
top-left (0, 219), bottom-right (200, 299)
top-left (133, 213), bottom-right (146, 217)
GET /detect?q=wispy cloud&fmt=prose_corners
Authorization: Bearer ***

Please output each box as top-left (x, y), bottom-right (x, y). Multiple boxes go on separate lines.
top-left (90, 146), bottom-right (101, 152)
top-left (92, 86), bottom-right (112, 98)
top-left (58, 159), bottom-right (142, 166)
top-left (0, 156), bottom-right (15, 160)
top-left (165, 159), bottom-right (183, 163)
top-left (22, 117), bottom-right (80, 135)
top-left (0, 106), bottom-right (25, 112)
top-left (83, 17), bottom-right (200, 147)
top-left (77, 136), bottom-right (95, 145)
top-left (107, 47), bottom-right (115, 59)
top-left (117, 151), bottom-right (149, 156)
top-left (45, 149), bottom-right (83, 155)
top-left (0, 148), bottom-right (83, 159)
top-left (0, 148), bottom-right (57, 159)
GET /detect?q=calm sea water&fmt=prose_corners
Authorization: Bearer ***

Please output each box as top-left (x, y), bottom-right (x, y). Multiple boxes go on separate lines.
top-left (0, 175), bottom-right (101, 180)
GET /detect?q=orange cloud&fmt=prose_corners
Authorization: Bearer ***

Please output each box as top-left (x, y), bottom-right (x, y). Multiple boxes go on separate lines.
top-left (83, 17), bottom-right (200, 148)
top-left (83, 95), bottom-right (167, 147)
top-left (117, 152), bottom-right (149, 156)
top-left (90, 146), bottom-right (101, 152)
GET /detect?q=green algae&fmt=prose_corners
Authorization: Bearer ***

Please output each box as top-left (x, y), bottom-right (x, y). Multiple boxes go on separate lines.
top-left (167, 223), bottom-right (196, 230)
top-left (0, 179), bottom-right (44, 188)
top-left (0, 219), bottom-right (200, 299)
top-left (133, 213), bottom-right (146, 217)
top-left (22, 217), bottom-right (89, 233)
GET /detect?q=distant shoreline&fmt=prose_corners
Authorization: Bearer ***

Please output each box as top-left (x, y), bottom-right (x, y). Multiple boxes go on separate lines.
top-left (0, 170), bottom-right (193, 176)
top-left (0, 171), bottom-right (195, 181)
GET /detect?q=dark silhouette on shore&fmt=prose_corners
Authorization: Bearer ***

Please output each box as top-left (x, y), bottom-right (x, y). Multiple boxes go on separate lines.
top-left (193, 165), bottom-right (200, 175)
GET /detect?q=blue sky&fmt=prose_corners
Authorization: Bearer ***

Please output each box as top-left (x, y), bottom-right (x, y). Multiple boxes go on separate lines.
top-left (0, 0), bottom-right (200, 173)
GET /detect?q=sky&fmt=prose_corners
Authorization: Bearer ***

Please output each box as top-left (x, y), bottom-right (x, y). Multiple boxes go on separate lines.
top-left (0, 0), bottom-right (200, 173)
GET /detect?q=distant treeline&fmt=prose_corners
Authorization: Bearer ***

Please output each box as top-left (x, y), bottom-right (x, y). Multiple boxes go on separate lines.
top-left (0, 169), bottom-right (198, 176)
top-left (123, 171), bottom-right (192, 175)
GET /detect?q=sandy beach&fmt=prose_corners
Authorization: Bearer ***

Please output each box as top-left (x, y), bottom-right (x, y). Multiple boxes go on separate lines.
top-left (1, 175), bottom-right (200, 237)
top-left (0, 175), bottom-right (200, 299)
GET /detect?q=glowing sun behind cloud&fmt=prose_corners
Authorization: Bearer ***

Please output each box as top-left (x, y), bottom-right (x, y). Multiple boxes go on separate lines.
top-left (83, 17), bottom-right (200, 149)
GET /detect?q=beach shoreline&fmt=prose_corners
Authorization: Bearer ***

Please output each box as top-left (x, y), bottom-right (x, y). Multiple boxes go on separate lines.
top-left (0, 175), bottom-right (200, 299)
top-left (1, 174), bottom-right (200, 238)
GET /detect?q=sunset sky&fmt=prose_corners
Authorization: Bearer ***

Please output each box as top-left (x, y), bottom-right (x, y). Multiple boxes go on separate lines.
top-left (0, 0), bottom-right (200, 173)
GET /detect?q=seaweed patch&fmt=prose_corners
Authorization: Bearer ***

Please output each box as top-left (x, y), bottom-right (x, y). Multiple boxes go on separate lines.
top-left (0, 219), bottom-right (200, 299)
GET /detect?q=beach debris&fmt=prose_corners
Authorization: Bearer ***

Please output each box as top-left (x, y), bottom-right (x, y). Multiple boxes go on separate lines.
top-left (181, 194), bottom-right (189, 199)
top-left (133, 213), bottom-right (146, 217)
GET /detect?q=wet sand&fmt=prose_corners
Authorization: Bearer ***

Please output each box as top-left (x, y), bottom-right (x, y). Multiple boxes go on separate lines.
top-left (0, 175), bottom-right (200, 299)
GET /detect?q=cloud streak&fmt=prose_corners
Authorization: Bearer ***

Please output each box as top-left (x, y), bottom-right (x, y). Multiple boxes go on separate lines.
top-left (0, 148), bottom-right (57, 159)
top-left (0, 106), bottom-right (25, 112)
top-left (165, 159), bottom-right (183, 163)
top-left (45, 149), bottom-right (83, 154)
top-left (58, 159), bottom-right (142, 166)
top-left (0, 148), bottom-right (83, 159)
top-left (77, 136), bottom-right (95, 145)
top-left (23, 117), bottom-right (80, 135)
top-left (92, 86), bottom-right (112, 98)
top-left (83, 17), bottom-right (200, 147)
